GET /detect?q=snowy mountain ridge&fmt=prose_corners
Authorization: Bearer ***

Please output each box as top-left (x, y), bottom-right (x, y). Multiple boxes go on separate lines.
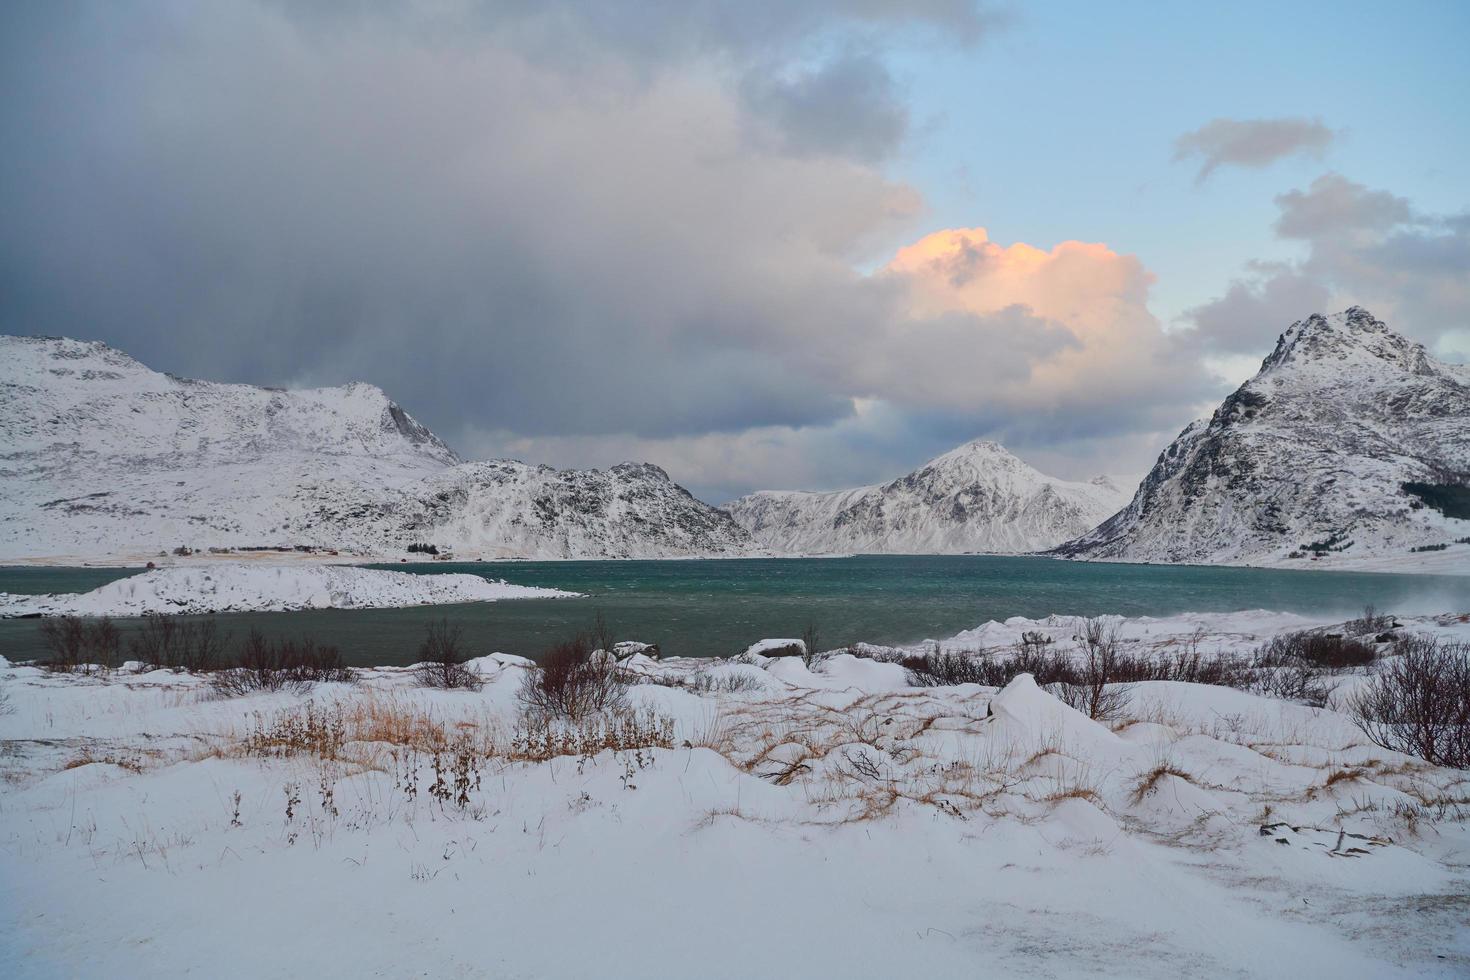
top-left (1055, 308), bottom-right (1470, 570)
top-left (726, 439), bottom-right (1129, 554)
top-left (0, 336), bottom-right (754, 560)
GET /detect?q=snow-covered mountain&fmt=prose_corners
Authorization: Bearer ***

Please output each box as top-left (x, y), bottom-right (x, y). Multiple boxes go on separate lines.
top-left (336, 460), bottom-right (756, 560)
top-left (1055, 308), bottom-right (1470, 569)
top-left (0, 336), bottom-right (754, 560)
top-left (725, 440), bottom-right (1129, 555)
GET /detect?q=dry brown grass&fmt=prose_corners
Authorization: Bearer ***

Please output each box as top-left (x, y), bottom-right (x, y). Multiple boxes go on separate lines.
top-left (213, 693), bottom-right (674, 771)
top-left (62, 751), bottom-right (145, 774)
top-left (1130, 761), bottom-right (1196, 805)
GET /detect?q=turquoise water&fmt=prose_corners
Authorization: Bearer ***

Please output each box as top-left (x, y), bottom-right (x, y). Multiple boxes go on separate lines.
top-left (1, 556), bottom-right (1466, 665)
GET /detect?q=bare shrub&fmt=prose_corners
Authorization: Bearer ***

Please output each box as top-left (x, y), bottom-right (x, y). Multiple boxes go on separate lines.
top-left (642, 669), bottom-right (763, 694)
top-left (1017, 638), bottom-right (1094, 686)
top-left (801, 623), bottom-right (821, 668)
top-left (38, 616), bottom-right (120, 672)
top-left (517, 634), bottom-right (628, 720)
top-left (903, 648), bottom-right (998, 687)
top-left (414, 619), bottom-right (482, 690)
top-left (1348, 604), bottom-right (1394, 636)
top-left (1250, 647), bottom-right (1330, 707)
top-left (1057, 619), bottom-right (1132, 721)
top-left (211, 629), bottom-right (354, 696)
top-left (128, 614), bottom-right (228, 672)
top-left (1349, 635), bottom-right (1470, 769)
top-left (903, 640), bottom-right (1080, 689)
top-left (39, 616), bottom-right (86, 672)
top-left (0, 681), bottom-right (12, 716)
top-left (1259, 630), bottom-right (1376, 670)
top-left (589, 611), bottom-right (615, 655)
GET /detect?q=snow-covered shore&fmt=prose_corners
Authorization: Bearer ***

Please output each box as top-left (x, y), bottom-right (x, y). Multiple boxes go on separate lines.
top-left (2, 609), bottom-right (1468, 977)
top-left (0, 563), bottom-right (577, 617)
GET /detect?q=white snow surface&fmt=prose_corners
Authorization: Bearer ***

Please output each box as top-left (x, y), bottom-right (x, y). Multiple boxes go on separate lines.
top-left (1058, 308), bottom-right (1470, 573)
top-left (3, 608), bottom-right (1469, 977)
top-left (726, 439), bottom-right (1129, 554)
top-left (0, 563), bottom-right (575, 617)
top-left (0, 336), bottom-right (755, 561)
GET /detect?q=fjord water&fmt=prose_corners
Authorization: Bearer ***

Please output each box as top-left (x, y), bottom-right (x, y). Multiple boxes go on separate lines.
top-left (1, 556), bottom-right (1467, 665)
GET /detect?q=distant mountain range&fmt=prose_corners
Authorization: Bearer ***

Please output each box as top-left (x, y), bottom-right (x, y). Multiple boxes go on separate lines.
top-left (1054, 307), bottom-right (1470, 570)
top-left (6, 309), bottom-right (1466, 570)
top-left (726, 441), bottom-right (1128, 555)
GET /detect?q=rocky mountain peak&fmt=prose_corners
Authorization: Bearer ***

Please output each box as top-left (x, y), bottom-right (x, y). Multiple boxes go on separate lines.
top-left (1259, 306), bottom-right (1433, 378)
top-left (727, 437), bottom-right (1129, 555)
top-left (1056, 309), bottom-right (1470, 569)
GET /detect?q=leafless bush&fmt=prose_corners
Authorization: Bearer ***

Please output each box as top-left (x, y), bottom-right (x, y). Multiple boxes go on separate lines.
top-left (589, 611), bottom-right (615, 655)
top-left (903, 647), bottom-right (1001, 687)
top-left (884, 623), bottom-right (1364, 710)
top-left (640, 669), bottom-right (763, 694)
top-left (1349, 635), bottom-right (1470, 769)
top-left (903, 639), bottom-right (1081, 689)
top-left (1249, 652), bottom-right (1330, 707)
top-left (801, 623), bottom-right (821, 668)
top-left (128, 614), bottom-right (228, 672)
top-left (1057, 619), bottom-right (1132, 721)
top-left (517, 634), bottom-right (629, 720)
top-left (1347, 604), bottom-right (1394, 636)
top-left (39, 615), bottom-right (120, 672)
top-left (0, 681), bottom-right (12, 716)
top-left (210, 629), bottom-right (354, 696)
top-left (414, 619), bottom-right (482, 690)
top-left (1259, 630), bottom-right (1376, 670)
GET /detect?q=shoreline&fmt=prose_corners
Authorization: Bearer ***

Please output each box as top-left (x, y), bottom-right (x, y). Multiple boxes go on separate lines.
top-left (3, 547), bottom-right (1467, 577)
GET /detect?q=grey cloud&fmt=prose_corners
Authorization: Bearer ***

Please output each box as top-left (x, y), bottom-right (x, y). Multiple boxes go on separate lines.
top-left (740, 50), bottom-right (909, 162)
top-left (0, 1), bottom-right (1208, 500)
top-left (1182, 267), bottom-right (1332, 355)
top-left (1173, 117), bottom-right (1336, 183)
top-left (1274, 174), bottom-right (1412, 239)
top-left (1184, 175), bottom-right (1468, 359)
top-left (0, 1), bottom-right (928, 447)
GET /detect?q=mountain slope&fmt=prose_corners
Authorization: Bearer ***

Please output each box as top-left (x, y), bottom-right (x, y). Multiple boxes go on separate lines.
top-left (726, 440), bottom-right (1128, 554)
top-left (1055, 308), bottom-right (1470, 569)
top-left (0, 336), bottom-right (753, 560)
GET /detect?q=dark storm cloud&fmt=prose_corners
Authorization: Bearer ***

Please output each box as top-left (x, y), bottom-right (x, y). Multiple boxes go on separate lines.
top-left (0, 1), bottom-right (965, 445)
top-left (1173, 117), bottom-right (1336, 183)
top-left (0, 1), bottom-right (1211, 498)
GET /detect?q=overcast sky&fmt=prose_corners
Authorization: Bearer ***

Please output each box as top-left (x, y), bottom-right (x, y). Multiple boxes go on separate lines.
top-left (3, 1), bottom-right (1467, 501)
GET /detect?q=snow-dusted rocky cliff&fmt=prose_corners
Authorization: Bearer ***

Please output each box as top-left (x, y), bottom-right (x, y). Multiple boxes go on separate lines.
top-left (0, 336), bottom-right (754, 560)
top-left (725, 440), bottom-right (1129, 555)
top-left (1055, 308), bottom-right (1470, 569)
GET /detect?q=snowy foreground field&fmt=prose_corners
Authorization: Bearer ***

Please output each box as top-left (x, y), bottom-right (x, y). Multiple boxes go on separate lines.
top-left (0, 564), bottom-right (577, 617)
top-left (3, 611), bottom-right (1470, 977)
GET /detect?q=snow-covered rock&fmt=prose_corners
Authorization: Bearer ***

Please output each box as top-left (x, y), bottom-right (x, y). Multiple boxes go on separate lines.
top-left (1055, 308), bottom-right (1470, 570)
top-left (726, 440), bottom-right (1129, 554)
top-left (0, 336), bottom-right (755, 560)
top-left (0, 563), bottom-right (576, 617)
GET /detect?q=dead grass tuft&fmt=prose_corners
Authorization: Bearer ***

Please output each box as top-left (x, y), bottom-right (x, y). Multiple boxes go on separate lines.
top-left (1130, 761), bottom-right (1196, 805)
